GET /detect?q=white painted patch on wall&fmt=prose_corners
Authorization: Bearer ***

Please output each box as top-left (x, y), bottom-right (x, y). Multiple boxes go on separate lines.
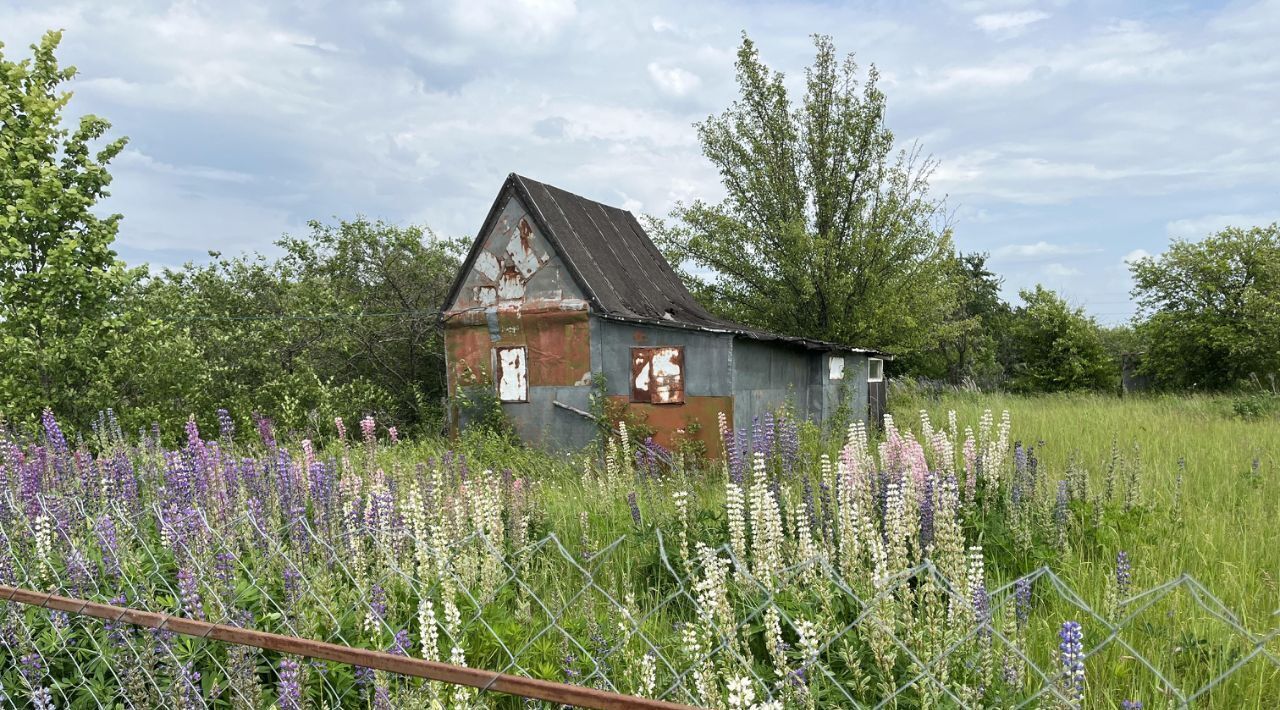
top-left (475, 251), bottom-right (501, 281)
top-left (829, 355), bottom-right (845, 380)
top-left (496, 346), bottom-right (528, 402)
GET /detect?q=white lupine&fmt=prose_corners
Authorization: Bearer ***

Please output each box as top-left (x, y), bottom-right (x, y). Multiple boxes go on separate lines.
top-left (693, 543), bottom-right (733, 630)
top-left (748, 455), bottom-right (784, 585)
top-left (673, 489), bottom-right (691, 569)
top-left (727, 676), bottom-right (756, 708)
top-left (919, 410), bottom-right (935, 457)
top-left (763, 606), bottom-right (790, 681)
top-left (882, 481), bottom-right (907, 580)
top-left (794, 618), bottom-right (821, 669)
top-left (34, 514), bottom-right (54, 583)
top-left (726, 479), bottom-right (748, 575)
top-left (638, 649), bottom-right (657, 697)
top-left (418, 597), bottom-right (440, 661)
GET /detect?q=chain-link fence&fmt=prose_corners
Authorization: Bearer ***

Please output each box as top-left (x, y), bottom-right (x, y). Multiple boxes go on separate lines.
top-left (2, 493), bottom-right (1278, 709)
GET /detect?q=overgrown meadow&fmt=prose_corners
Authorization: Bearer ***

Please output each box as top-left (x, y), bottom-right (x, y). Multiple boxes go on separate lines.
top-left (0, 395), bottom-right (1276, 709)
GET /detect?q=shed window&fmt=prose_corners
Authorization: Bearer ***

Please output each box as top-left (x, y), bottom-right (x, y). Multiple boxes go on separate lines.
top-left (496, 346), bottom-right (528, 402)
top-left (631, 346), bottom-right (684, 404)
top-left (829, 355), bottom-right (845, 380)
top-left (868, 357), bottom-right (884, 383)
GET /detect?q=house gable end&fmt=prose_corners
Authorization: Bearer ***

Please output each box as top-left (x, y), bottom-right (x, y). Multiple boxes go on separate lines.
top-left (442, 177), bottom-right (589, 315)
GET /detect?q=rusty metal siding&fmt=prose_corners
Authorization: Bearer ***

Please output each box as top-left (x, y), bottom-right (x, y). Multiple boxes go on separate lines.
top-left (443, 194), bottom-right (597, 451)
top-left (597, 319), bottom-right (734, 458)
top-left (630, 346), bottom-right (685, 404)
top-left (447, 196), bottom-right (587, 314)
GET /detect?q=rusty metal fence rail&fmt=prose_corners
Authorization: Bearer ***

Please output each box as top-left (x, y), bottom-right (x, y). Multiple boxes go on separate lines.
top-left (2, 495), bottom-right (1279, 708)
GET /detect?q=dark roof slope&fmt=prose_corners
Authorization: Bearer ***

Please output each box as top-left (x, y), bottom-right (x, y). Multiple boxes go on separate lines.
top-left (444, 173), bottom-right (882, 354)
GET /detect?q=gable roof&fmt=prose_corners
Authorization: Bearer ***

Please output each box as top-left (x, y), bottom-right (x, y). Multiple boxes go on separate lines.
top-left (443, 173), bottom-right (883, 354)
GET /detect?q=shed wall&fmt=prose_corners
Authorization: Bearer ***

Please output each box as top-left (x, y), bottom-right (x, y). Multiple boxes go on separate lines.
top-left (442, 194), bottom-right (597, 452)
top-left (595, 319), bottom-right (734, 457)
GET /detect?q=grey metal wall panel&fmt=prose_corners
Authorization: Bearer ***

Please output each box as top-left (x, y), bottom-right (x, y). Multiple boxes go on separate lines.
top-left (502, 385), bottom-right (597, 453)
top-left (594, 319), bottom-right (733, 398)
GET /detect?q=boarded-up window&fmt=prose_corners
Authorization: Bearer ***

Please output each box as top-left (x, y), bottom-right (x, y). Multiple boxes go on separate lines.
top-left (868, 357), bottom-right (884, 383)
top-left (631, 346), bottom-right (684, 404)
top-left (829, 355), bottom-right (845, 380)
top-left (496, 346), bottom-right (528, 402)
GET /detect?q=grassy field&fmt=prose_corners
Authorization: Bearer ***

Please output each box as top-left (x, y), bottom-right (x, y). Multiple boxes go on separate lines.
top-left (888, 388), bottom-right (1280, 706)
top-left (1, 395), bottom-right (1277, 708)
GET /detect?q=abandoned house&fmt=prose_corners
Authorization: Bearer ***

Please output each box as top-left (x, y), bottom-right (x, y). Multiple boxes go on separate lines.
top-left (440, 173), bottom-right (887, 455)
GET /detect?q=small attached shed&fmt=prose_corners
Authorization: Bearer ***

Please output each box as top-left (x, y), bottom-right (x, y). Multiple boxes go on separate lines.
top-left (440, 173), bottom-right (887, 455)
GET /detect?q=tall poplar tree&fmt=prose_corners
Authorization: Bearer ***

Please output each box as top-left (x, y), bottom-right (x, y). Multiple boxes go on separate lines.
top-left (661, 34), bottom-right (959, 355)
top-left (0, 31), bottom-right (131, 420)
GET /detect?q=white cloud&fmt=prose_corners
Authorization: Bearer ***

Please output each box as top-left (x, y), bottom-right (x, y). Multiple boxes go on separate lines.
top-left (1123, 249), bottom-right (1151, 264)
top-left (1043, 263), bottom-right (1082, 277)
top-left (973, 10), bottom-right (1049, 36)
top-left (993, 241), bottom-right (1102, 261)
top-left (647, 62), bottom-right (702, 96)
top-left (1165, 213), bottom-right (1280, 240)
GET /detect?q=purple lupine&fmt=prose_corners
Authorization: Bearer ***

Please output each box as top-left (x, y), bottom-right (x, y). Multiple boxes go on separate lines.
top-left (919, 473), bottom-right (935, 551)
top-left (1015, 578), bottom-right (1032, 629)
top-left (390, 629), bottom-right (411, 656)
top-left (1121, 701), bottom-right (1143, 710)
top-left (354, 665), bottom-right (375, 689)
top-left (178, 566), bottom-right (205, 621)
top-left (368, 585), bottom-right (387, 629)
top-left (627, 491), bottom-right (642, 527)
top-left (19, 652), bottom-right (44, 686)
top-left (176, 662), bottom-right (202, 709)
top-left (216, 408), bottom-right (235, 440)
top-left (803, 476), bottom-right (817, 534)
top-left (727, 427), bottom-right (746, 486)
top-left (104, 594), bottom-right (131, 647)
top-left (818, 481), bottom-right (833, 543)
top-left (283, 565), bottom-right (303, 615)
top-left (1058, 621), bottom-right (1085, 707)
top-left (781, 413), bottom-right (799, 476)
top-left (255, 414), bottom-right (276, 449)
top-left (278, 657), bottom-right (303, 710)
top-left (19, 453), bottom-right (44, 519)
top-left (1116, 551), bottom-right (1131, 599)
top-left (214, 551), bottom-right (238, 600)
top-left (41, 410), bottom-right (68, 454)
top-left (1054, 481), bottom-right (1069, 536)
top-left (973, 583), bottom-right (991, 640)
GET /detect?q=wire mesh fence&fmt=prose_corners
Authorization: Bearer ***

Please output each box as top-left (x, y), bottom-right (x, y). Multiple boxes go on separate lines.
top-left (2, 492), bottom-right (1278, 709)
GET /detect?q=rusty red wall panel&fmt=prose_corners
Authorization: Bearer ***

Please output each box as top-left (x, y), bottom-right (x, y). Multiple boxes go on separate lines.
top-left (445, 323), bottom-right (494, 394)
top-left (444, 308), bottom-right (591, 394)
top-left (607, 395), bottom-right (732, 460)
top-left (524, 310), bottom-right (592, 387)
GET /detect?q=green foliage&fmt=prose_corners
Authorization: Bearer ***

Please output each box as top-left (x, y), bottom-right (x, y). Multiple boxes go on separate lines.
top-left (0, 31), bottom-right (133, 422)
top-left (454, 385), bottom-right (518, 443)
top-left (1230, 390), bottom-right (1279, 420)
top-left (1005, 286), bottom-right (1114, 393)
top-left (658, 34), bottom-right (959, 356)
top-left (107, 218), bottom-right (461, 437)
top-left (904, 252), bottom-right (1010, 386)
top-left (1131, 223), bottom-right (1280, 390)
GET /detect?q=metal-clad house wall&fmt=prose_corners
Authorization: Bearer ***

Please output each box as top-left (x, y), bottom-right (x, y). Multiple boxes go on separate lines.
top-left (442, 195), bottom-right (597, 451)
top-left (595, 319), bottom-right (733, 456)
top-left (730, 339), bottom-right (814, 435)
top-left (819, 352), bottom-right (870, 429)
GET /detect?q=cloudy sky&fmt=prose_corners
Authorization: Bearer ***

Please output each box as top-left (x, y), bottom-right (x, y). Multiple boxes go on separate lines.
top-left (4, 0), bottom-right (1279, 324)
